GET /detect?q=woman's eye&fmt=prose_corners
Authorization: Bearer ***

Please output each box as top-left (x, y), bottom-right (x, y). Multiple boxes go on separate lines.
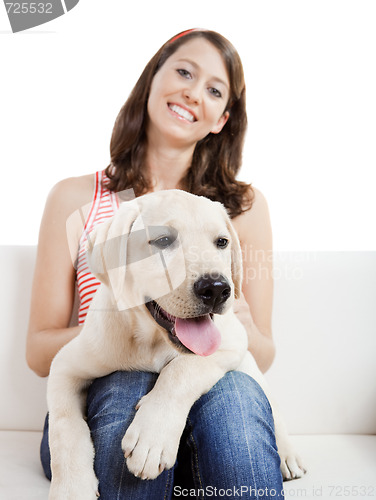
top-left (177, 69), bottom-right (191, 79)
top-left (151, 236), bottom-right (174, 249)
top-left (216, 237), bottom-right (229, 249)
top-left (209, 87), bottom-right (222, 98)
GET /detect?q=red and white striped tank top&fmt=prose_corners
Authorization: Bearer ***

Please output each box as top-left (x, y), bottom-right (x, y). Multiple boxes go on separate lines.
top-left (76, 170), bottom-right (119, 324)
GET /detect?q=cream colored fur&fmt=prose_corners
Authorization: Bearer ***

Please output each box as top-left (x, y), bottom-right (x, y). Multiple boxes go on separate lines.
top-left (47, 190), bottom-right (305, 500)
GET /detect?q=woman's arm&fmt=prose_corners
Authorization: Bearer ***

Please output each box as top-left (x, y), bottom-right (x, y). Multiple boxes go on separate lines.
top-left (26, 176), bottom-right (92, 377)
top-left (232, 188), bottom-right (275, 373)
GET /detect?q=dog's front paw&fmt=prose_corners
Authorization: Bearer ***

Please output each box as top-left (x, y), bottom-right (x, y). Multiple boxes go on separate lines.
top-left (49, 472), bottom-right (99, 500)
top-left (121, 398), bottom-right (184, 480)
top-left (278, 441), bottom-right (306, 480)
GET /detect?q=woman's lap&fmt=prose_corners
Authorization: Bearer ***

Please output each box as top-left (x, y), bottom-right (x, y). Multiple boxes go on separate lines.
top-left (41, 370), bottom-right (284, 499)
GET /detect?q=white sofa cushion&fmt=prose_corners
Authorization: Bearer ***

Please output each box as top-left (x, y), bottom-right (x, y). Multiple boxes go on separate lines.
top-left (1, 247), bottom-right (375, 434)
top-left (0, 431), bottom-right (49, 499)
top-left (0, 246), bottom-right (48, 431)
top-left (266, 251), bottom-right (376, 435)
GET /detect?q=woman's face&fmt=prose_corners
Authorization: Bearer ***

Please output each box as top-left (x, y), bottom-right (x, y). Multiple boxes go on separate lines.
top-left (147, 38), bottom-right (230, 148)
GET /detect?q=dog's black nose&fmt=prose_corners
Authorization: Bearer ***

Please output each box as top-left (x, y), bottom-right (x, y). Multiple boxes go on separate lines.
top-left (194, 274), bottom-right (231, 310)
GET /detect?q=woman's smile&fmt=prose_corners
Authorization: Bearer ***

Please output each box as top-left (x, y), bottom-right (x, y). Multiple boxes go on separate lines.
top-left (167, 103), bottom-right (197, 123)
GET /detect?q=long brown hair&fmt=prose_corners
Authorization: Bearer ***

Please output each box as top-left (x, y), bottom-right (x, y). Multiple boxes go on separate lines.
top-left (105, 29), bottom-right (253, 218)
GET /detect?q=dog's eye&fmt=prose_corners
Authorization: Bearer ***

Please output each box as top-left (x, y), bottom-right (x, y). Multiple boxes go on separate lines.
top-left (151, 236), bottom-right (175, 249)
top-left (216, 238), bottom-right (229, 249)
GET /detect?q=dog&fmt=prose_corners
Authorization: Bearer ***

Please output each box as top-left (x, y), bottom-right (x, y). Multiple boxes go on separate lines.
top-left (47, 190), bottom-right (305, 499)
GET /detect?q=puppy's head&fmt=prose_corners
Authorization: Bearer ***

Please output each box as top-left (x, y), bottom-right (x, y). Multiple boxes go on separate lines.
top-left (86, 190), bottom-right (243, 356)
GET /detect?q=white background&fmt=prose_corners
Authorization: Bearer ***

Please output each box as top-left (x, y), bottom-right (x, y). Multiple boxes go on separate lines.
top-left (0, 0), bottom-right (375, 250)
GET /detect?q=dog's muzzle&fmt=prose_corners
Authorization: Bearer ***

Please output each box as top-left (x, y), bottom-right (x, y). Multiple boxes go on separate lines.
top-left (145, 299), bottom-right (222, 357)
top-left (144, 275), bottom-right (231, 357)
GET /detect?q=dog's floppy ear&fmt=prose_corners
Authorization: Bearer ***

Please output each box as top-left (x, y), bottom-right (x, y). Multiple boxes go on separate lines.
top-left (226, 219), bottom-right (243, 299)
top-left (85, 201), bottom-right (140, 287)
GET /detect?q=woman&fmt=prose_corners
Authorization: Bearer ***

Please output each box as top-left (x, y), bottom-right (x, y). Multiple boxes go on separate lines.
top-left (27, 29), bottom-right (283, 499)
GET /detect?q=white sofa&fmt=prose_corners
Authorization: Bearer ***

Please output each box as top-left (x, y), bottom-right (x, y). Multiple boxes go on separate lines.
top-left (0, 246), bottom-right (375, 500)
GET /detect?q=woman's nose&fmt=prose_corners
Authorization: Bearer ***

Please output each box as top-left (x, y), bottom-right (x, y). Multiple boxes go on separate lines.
top-left (183, 83), bottom-right (202, 104)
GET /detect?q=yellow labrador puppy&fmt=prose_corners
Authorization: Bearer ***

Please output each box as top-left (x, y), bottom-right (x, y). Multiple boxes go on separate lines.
top-left (47, 190), bottom-right (305, 500)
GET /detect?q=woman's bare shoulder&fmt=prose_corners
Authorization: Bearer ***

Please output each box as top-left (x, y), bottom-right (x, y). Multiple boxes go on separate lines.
top-left (46, 173), bottom-right (95, 216)
top-left (232, 187), bottom-right (270, 231)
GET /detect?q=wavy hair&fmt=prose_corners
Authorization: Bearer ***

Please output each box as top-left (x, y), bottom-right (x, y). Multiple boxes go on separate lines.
top-left (105, 29), bottom-right (253, 218)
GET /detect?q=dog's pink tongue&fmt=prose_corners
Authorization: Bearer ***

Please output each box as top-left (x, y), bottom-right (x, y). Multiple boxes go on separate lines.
top-left (174, 315), bottom-right (221, 356)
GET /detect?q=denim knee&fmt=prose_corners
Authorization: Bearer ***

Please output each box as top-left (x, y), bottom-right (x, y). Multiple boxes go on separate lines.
top-left (86, 370), bottom-right (158, 431)
top-left (190, 370), bottom-right (275, 433)
top-left (86, 371), bottom-right (175, 499)
top-left (41, 370), bottom-right (283, 498)
top-left (185, 371), bottom-right (283, 496)
top-left (40, 371), bottom-right (160, 482)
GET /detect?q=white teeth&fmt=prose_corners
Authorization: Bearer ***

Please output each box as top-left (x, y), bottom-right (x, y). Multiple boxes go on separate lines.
top-left (169, 104), bottom-right (195, 122)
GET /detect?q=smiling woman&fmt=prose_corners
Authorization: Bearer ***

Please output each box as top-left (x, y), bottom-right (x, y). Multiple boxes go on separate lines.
top-left (27, 28), bottom-right (282, 499)
top-left (106, 29), bottom-right (251, 217)
top-left (147, 38), bottom-right (230, 151)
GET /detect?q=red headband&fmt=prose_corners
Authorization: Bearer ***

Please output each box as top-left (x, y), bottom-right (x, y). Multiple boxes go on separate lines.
top-left (169, 28), bottom-right (201, 44)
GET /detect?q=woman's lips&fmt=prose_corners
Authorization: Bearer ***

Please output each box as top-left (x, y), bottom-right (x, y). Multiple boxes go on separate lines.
top-left (168, 103), bottom-right (197, 122)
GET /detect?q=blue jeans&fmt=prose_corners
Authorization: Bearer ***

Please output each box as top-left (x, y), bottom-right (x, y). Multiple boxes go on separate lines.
top-left (41, 371), bottom-right (284, 499)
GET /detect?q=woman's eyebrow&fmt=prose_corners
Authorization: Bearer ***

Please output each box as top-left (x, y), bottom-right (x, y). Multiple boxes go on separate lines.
top-left (175, 58), bottom-right (229, 90)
